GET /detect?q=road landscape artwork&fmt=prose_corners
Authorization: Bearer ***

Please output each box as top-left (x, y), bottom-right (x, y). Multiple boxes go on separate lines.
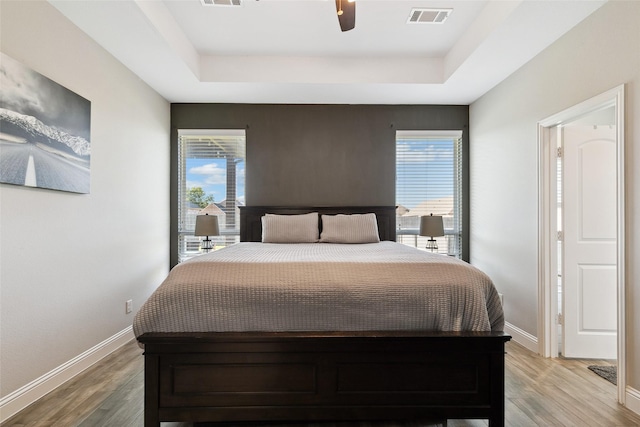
top-left (0, 52), bottom-right (91, 194)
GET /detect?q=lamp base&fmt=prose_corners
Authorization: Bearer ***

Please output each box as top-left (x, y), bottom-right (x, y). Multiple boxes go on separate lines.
top-left (201, 237), bottom-right (214, 252)
top-left (425, 238), bottom-right (438, 252)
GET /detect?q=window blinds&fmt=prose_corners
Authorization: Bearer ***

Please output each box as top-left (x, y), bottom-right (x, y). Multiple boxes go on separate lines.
top-left (396, 130), bottom-right (463, 256)
top-left (177, 129), bottom-right (246, 261)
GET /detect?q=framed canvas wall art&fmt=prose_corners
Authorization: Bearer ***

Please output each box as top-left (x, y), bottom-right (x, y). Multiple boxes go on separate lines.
top-left (0, 52), bottom-right (91, 194)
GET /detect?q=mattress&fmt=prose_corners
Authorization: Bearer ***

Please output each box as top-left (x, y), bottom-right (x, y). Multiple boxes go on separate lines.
top-left (133, 241), bottom-right (504, 338)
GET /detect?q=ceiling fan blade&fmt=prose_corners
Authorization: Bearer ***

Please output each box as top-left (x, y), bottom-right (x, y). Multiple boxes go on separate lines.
top-left (335, 0), bottom-right (355, 32)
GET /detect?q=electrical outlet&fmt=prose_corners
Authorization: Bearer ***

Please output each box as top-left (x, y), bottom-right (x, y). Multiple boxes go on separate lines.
top-left (498, 293), bottom-right (504, 306)
top-left (126, 299), bottom-right (133, 314)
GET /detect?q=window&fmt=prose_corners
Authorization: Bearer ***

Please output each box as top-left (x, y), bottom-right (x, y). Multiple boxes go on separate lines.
top-left (396, 130), bottom-right (463, 257)
top-left (177, 129), bottom-right (246, 262)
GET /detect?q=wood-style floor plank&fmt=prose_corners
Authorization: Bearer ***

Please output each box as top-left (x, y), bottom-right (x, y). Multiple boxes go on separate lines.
top-left (2, 340), bottom-right (640, 427)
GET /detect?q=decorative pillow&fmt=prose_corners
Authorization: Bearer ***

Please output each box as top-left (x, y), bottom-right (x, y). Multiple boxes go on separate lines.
top-left (261, 212), bottom-right (319, 243)
top-left (319, 213), bottom-right (380, 244)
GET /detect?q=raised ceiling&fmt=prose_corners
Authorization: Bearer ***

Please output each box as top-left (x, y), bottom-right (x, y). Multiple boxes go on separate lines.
top-left (49, 0), bottom-right (606, 104)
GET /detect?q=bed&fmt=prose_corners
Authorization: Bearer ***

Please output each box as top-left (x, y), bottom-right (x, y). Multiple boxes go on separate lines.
top-left (135, 206), bottom-right (510, 427)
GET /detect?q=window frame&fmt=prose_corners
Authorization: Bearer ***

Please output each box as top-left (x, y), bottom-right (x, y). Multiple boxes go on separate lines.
top-left (395, 130), bottom-right (468, 260)
top-left (173, 129), bottom-right (246, 265)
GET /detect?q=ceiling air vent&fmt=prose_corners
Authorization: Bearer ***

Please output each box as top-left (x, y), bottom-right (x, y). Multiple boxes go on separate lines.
top-left (407, 8), bottom-right (452, 24)
top-left (200, 0), bottom-right (241, 6)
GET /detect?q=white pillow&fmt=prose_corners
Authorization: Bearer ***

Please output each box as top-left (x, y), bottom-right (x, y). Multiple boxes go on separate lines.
top-left (319, 213), bottom-right (380, 244)
top-left (261, 212), bottom-right (319, 243)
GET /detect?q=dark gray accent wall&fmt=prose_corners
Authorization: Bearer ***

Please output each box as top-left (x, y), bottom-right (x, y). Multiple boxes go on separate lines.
top-left (171, 104), bottom-right (469, 265)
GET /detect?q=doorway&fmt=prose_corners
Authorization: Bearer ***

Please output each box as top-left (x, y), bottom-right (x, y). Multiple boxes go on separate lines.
top-left (537, 85), bottom-right (625, 404)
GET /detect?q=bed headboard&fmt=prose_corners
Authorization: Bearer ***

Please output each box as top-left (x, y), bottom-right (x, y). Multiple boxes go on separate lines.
top-left (239, 206), bottom-right (397, 242)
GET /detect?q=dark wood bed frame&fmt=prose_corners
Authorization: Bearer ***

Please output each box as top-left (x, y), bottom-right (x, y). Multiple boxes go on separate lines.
top-left (138, 206), bottom-right (511, 427)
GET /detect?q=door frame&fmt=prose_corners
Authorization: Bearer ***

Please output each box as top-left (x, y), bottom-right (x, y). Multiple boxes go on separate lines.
top-left (537, 84), bottom-right (625, 404)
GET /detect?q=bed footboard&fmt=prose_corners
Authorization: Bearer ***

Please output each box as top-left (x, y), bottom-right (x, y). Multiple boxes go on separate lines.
top-left (138, 331), bottom-right (510, 427)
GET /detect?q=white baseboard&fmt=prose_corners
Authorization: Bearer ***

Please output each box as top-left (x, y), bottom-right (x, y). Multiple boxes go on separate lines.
top-left (504, 321), bottom-right (539, 353)
top-left (626, 386), bottom-right (640, 416)
top-left (0, 326), bottom-right (135, 423)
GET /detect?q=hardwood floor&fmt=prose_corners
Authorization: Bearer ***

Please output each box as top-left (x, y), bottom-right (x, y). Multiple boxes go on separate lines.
top-left (3, 340), bottom-right (640, 427)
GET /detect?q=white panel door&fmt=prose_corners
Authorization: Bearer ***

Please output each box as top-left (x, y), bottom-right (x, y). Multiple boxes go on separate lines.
top-left (562, 125), bottom-right (617, 359)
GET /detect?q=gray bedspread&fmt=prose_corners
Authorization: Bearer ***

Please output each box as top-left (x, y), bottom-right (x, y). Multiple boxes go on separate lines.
top-left (133, 242), bottom-right (504, 338)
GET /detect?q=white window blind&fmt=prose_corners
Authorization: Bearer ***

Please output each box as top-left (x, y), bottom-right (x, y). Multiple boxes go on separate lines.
top-left (178, 129), bottom-right (245, 262)
top-left (396, 130), bottom-right (463, 257)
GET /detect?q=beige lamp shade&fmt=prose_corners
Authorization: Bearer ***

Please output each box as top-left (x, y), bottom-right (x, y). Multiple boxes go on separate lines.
top-left (194, 214), bottom-right (220, 237)
top-left (419, 214), bottom-right (444, 237)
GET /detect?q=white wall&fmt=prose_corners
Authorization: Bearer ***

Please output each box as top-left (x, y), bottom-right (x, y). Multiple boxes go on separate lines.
top-left (470, 0), bottom-right (639, 391)
top-left (0, 0), bottom-right (170, 404)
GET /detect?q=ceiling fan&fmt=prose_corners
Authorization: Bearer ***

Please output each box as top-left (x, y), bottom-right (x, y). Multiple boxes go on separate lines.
top-left (335, 0), bottom-right (356, 32)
